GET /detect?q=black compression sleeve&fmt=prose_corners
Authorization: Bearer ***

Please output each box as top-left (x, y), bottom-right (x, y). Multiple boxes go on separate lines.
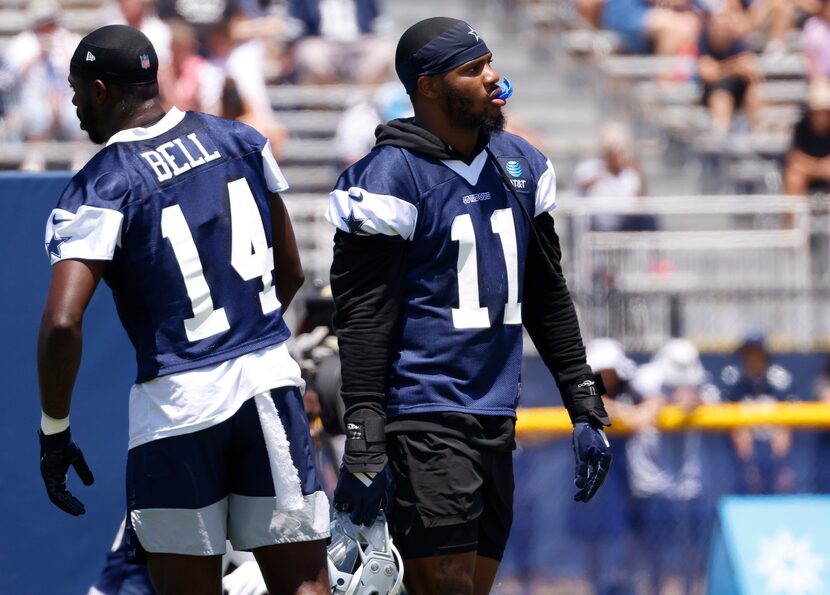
top-left (522, 213), bottom-right (608, 424)
top-left (330, 230), bottom-right (406, 415)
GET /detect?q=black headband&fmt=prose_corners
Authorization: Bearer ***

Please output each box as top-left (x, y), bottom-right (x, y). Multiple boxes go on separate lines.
top-left (70, 24), bottom-right (158, 85)
top-left (395, 17), bottom-right (490, 94)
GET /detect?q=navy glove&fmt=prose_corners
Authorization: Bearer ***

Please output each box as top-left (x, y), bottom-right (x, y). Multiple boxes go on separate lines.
top-left (333, 465), bottom-right (393, 526)
top-left (572, 421), bottom-right (612, 503)
top-left (334, 399), bottom-right (391, 526)
top-left (38, 427), bottom-right (94, 516)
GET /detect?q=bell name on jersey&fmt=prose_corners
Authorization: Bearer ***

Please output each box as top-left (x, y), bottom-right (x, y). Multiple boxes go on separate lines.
top-left (139, 132), bottom-right (222, 182)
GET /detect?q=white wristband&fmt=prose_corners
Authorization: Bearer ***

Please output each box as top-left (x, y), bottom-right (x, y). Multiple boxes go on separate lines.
top-left (41, 412), bottom-right (70, 435)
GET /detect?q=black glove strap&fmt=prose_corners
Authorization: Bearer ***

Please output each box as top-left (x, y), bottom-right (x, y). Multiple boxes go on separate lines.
top-left (345, 412), bottom-right (386, 452)
top-left (38, 427), bottom-right (72, 451)
top-left (343, 408), bottom-right (387, 474)
top-left (561, 374), bottom-right (612, 427)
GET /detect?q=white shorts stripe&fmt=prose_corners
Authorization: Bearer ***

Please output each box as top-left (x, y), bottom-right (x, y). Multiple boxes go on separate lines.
top-left (253, 392), bottom-right (304, 511)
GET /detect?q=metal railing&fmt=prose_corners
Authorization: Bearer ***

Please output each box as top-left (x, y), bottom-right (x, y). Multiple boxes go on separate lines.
top-left (557, 194), bottom-right (830, 351)
top-left (284, 193), bottom-right (830, 351)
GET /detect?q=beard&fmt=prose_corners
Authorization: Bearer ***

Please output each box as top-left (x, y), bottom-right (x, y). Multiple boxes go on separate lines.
top-left (441, 80), bottom-right (505, 134)
top-left (77, 108), bottom-right (105, 145)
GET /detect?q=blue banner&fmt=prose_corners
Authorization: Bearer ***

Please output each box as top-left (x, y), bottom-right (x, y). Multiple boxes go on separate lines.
top-left (709, 496), bottom-right (830, 594)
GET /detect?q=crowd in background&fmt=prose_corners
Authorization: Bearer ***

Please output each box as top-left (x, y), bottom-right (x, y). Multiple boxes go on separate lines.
top-left (0, 0), bottom-right (395, 168)
top-left (0, 0), bottom-right (826, 199)
top-left (572, 0), bottom-right (830, 197)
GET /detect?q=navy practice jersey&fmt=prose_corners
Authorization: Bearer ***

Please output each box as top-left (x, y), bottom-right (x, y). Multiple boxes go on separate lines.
top-left (326, 131), bottom-right (557, 417)
top-left (45, 108), bottom-right (291, 383)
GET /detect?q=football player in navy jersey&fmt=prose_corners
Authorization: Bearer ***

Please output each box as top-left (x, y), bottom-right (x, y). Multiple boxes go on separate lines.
top-left (326, 16), bottom-right (613, 595)
top-left (37, 25), bottom-right (329, 595)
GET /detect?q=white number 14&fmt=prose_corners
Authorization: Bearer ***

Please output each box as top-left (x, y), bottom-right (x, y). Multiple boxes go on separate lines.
top-left (451, 208), bottom-right (521, 329)
top-left (160, 177), bottom-right (279, 342)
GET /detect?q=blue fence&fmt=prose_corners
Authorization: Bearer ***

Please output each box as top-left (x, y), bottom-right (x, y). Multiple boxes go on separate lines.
top-left (2, 173), bottom-right (134, 595)
top-left (2, 173), bottom-right (829, 594)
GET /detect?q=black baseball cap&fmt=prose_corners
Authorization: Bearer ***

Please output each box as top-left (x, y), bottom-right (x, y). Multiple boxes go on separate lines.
top-left (70, 24), bottom-right (158, 85)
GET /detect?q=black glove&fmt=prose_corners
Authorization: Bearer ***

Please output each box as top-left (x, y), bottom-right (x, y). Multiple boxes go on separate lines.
top-left (38, 427), bottom-right (94, 516)
top-left (572, 421), bottom-right (612, 503)
top-left (333, 402), bottom-right (391, 525)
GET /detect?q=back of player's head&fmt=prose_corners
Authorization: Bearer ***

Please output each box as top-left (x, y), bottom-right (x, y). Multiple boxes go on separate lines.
top-left (70, 24), bottom-right (158, 87)
top-left (395, 17), bottom-right (490, 94)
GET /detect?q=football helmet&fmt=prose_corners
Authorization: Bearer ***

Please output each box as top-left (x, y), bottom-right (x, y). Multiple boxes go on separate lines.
top-left (328, 512), bottom-right (403, 595)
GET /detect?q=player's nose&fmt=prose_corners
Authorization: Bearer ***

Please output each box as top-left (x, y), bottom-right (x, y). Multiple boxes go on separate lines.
top-left (483, 63), bottom-right (500, 86)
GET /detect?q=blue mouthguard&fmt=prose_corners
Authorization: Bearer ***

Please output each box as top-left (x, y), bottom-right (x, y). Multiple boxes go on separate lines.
top-left (496, 76), bottom-right (513, 100)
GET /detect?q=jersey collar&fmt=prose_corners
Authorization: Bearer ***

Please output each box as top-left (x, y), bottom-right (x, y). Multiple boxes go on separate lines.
top-left (441, 149), bottom-right (488, 186)
top-left (106, 107), bottom-right (186, 147)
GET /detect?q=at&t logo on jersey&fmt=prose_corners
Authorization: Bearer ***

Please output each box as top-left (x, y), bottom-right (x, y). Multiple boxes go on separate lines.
top-left (505, 161), bottom-right (523, 177)
top-left (498, 157), bottom-right (530, 193)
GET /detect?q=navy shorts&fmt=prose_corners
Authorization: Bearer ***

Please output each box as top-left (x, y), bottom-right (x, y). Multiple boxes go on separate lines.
top-left (126, 387), bottom-right (329, 558)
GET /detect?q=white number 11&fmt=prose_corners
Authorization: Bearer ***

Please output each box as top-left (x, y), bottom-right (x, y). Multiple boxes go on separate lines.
top-left (161, 177), bottom-right (279, 342)
top-left (451, 208), bottom-right (521, 329)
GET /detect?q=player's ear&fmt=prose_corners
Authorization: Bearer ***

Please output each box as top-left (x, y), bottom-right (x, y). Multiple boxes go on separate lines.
top-left (91, 79), bottom-right (108, 104)
top-left (417, 74), bottom-right (440, 100)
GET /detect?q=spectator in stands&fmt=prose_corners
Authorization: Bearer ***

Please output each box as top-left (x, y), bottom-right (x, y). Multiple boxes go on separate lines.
top-left (0, 56), bottom-right (15, 137)
top-left (627, 339), bottom-right (718, 595)
top-left (157, 0), bottom-right (283, 49)
top-left (220, 77), bottom-right (288, 159)
top-left (719, 329), bottom-right (797, 493)
top-left (578, 0), bottom-right (605, 29)
top-left (288, 0), bottom-right (393, 84)
top-left (698, 8), bottom-right (763, 135)
top-left (107, 0), bottom-right (172, 69)
top-left (803, 0), bottom-right (830, 80)
top-left (783, 79), bottom-right (830, 194)
top-left (334, 82), bottom-right (413, 167)
top-left (204, 20), bottom-right (273, 121)
top-left (156, 0), bottom-right (242, 45)
top-left (573, 122), bottom-right (657, 231)
top-left (159, 19), bottom-right (223, 113)
top-left (601, 0), bottom-right (700, 56)
top-left (3, 1), bottom-right (83, 169)
top-left (750, 0), bottom-right (821, 57)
